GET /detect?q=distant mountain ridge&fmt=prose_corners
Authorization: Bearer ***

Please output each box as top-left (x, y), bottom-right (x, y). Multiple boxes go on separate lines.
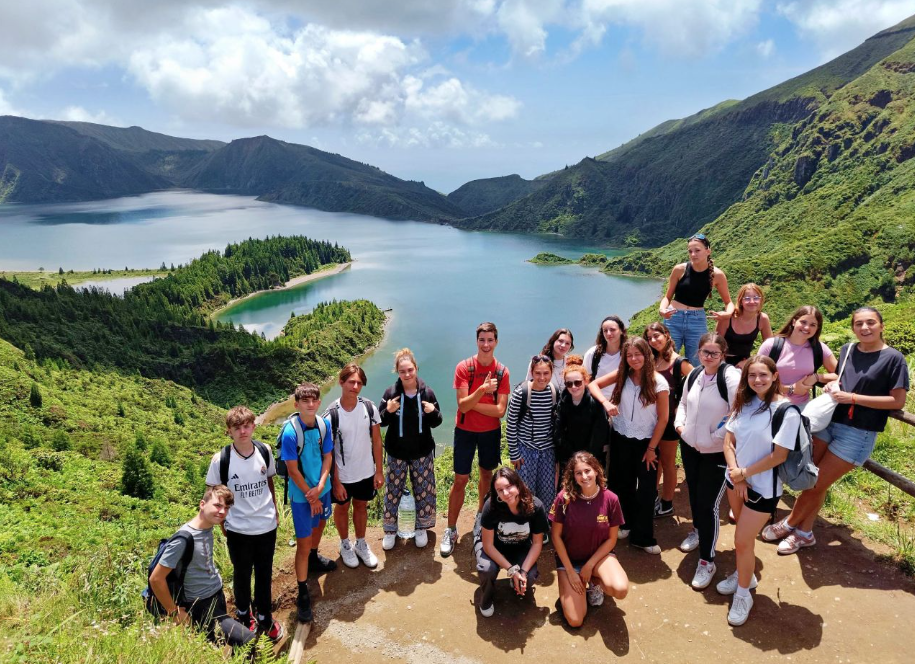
top-left (446, 174), bottom-right (546, 217)
top-left (0, 117), bottom-right (464, 222)
top-left (451, 14), bottom-right (915, 246)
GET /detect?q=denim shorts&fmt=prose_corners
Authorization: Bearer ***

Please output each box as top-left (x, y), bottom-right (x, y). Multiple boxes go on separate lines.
top-left (666, 308), bottom-right (709, 366)
top-left (817, 421), bottom-right (878, 467)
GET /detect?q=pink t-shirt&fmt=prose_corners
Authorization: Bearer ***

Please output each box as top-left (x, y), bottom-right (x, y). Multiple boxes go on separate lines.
top-left (758, 337), bottom-right (835, 405)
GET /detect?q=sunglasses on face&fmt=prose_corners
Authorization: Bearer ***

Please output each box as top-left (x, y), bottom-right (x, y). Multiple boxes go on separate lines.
top-left (564, 380), bottom-right (583, 388)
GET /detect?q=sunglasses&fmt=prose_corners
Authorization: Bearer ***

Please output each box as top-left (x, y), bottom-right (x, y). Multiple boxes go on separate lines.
top-left (564, 379), bottom-right (584, 388)
top-left (530, 354), bottom-right (551, 363)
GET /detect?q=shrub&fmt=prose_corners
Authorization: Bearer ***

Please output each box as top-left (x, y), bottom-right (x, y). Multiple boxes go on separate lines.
top-left (149, 440), bottom-right (172, 468)
top-left (35, 450), bottom-right (63, 472)
top-left (50, 430), bottom-right (71, 452)
top-left (29, 383), bottom-right (42, 408)
top-left (134, 431), bottom-right (148, 452)
top-left (121, 446), bottom-right (155, 499)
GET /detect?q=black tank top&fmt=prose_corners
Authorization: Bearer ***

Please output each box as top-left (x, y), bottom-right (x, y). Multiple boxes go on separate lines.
top-left (673, 263), bottom-right (712, 307)
top-left (724, 315), bottom-right (760, 363)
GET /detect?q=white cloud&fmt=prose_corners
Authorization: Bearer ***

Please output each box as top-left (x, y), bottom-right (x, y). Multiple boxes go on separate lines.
top-left (777, 1), bottom-right (914, 60)
top-left (58, 105), bottom-right (122, 125)
top-left (756, 39), bottom-right (775, 58)
top-left (575, 0), bottom-right (763, 59)
top-left (496, 0), bottom-right (565, 59)
top-left (0, 88), bottom-right (22, 116)
top-left (356, 122), bottom-right (499, 149)
top-left (125, 7), bottom-right (518, 129)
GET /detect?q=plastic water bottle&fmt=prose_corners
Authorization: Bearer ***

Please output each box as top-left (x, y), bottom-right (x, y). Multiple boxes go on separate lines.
top-left (397, 490), bottom-right (416, 539)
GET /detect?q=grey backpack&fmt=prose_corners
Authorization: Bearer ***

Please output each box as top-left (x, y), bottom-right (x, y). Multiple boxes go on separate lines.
top-left (771, 402), bottom-right (819, 492)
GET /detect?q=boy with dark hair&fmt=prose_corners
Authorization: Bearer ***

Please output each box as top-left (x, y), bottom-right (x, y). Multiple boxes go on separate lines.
top-left (279, 382), bottom-right (335, 623)
top-left (149, 485), bottom-right (256, 649)
top-left (324, 363), bottom-right (384, 569)
top-left (205, 406), bottom-right (283, 640)
top-left (443, 322), bottom-right (511, 557)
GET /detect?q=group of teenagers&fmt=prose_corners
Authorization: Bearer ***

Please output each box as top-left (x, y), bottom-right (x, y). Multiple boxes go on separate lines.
top-left (147, 233), bottom-right (910, 650)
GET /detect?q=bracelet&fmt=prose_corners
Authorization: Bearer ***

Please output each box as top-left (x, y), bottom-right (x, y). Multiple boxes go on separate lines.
top-left (648, 446), bottom-right (658, 452)
top-left (506, 564), bottom-right (521, 577)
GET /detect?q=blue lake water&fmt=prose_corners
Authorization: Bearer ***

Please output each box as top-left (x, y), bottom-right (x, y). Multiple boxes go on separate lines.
top-left (0, 190), bottom-right (662, 437)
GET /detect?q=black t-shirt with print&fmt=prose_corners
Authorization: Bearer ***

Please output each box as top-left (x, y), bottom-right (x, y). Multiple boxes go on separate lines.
top-left (832, 343), bottom-right (910, 432)
top-left (480, 496), bottom-right (549, 559)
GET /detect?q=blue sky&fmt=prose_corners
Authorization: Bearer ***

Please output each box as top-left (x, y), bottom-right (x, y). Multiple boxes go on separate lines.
top-left (1, 1), bottom-right (912, 192)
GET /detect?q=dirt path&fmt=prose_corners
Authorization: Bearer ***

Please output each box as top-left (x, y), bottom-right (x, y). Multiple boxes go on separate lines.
top-left (273, 490), bottom-right (914, 663)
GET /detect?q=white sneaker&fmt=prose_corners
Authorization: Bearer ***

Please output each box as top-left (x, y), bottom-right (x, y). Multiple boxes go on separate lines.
top-left (354, 539), bottom-right (378, 568)
top-left (473, 512), bottom-right (483, 539)
top-left (587, 583), bottom-right (604, 607)
top-left (632, 543), bottom-right (661, 555)
top-left (728, 593), bottom-right (754, 626)
top-left (414, 528), bottom-right (428, 548)
top-left (618, 528), bottom-right (630, 540)
top-left (382, 533), bottom-right (396, 551)
top-left (339, 539), bottom-right (358, 568)
top-left (690, 560), bottom-right (716, 590)
top-left (679, 529), bottom-right (700, 553)
top-left (479, 602), bottom-right (494, 618)
top-left (715, 570), bottom-right (758, 595)
top-left (440, 527), bottom-right (457, 557)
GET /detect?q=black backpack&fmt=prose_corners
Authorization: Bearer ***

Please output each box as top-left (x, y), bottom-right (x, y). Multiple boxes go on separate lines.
top-left (459, 358), bottom-right (506, 424)
top-left (768, 337), bottom-right (824, 373)
top-left (219, 440), bottom-right (271, 485)
top-left (685, 364), bottom-right (729, 403)
top-left (324, 397), bottom-right (375, 466)
top-left (141, 531), bottom-right (195, 618)
top-left (771, 402), bottom-right (818, 492)
top-left (670, 356), bottom-right (686, 402)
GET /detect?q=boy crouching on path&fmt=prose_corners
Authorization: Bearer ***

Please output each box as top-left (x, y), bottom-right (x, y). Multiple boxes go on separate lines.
top-left (205, 406), bottom-right (283, 640)
top-left (280, 383), bottom-right (335, 623)
top-left (149, 485), bottom-right (256, 649)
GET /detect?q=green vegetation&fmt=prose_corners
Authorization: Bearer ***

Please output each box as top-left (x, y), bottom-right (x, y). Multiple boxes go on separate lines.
top-left (0, 268), bottom-right (166, 290)
top-left (528, 252), bottom-right (574, 265)
top-left (132, 235), bottom-right (350, 313)
top-left (0, 237), bottom-right (374, 411)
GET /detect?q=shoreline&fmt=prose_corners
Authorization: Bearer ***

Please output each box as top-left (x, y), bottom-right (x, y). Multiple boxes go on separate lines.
top-left (255, 308), bottom-right (392, 426)
top-left (212, 261), bottom-right (353, 318)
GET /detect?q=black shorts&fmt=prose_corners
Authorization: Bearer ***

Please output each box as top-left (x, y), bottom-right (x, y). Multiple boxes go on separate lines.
top-left (453, 427), bottom-right (501, 476)
top-left (332, 475), bottom-right (377, 505)
top-left (726, 479), bottom-right (779, 514)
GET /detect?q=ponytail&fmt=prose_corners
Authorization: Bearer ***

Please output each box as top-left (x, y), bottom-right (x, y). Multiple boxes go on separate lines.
top-left (706, 257), bottom-right (715, 299)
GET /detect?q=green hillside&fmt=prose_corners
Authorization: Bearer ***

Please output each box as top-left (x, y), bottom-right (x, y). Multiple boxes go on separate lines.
top-left (181, 135), bottom-right (465, 222)
top-left (51, 121), bottom-right (225, 153)
top-left (0, 116), bottom-right (169, 203)
top-left (605, 35), bottom-right (915, 334)
top-left (446, 174), bottom-right (546, 216)
top-left (453, 15), bottom-right (915, 247)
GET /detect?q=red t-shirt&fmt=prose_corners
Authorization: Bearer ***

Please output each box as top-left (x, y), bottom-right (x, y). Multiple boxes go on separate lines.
top-left (549, 488), bottom-right (624, 564)
top-left (453, 356), bottom-right (511, 432)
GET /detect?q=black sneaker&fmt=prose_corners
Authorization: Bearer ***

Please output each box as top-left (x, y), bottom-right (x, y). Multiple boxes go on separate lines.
top-left (654, 500), bottom-right (674, 518)
top-left (296, 586), bottom-right (313, 623)
top-left (309, 550), bottom-right (338, 574)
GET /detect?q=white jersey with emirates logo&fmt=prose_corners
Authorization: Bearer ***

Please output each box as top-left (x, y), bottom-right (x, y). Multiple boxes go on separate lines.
top-left (205, 445), bottom-right (277, 535)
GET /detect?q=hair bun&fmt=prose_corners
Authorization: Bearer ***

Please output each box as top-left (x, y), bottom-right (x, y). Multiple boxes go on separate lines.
top-left (565, 354), bottom-right (584, 367)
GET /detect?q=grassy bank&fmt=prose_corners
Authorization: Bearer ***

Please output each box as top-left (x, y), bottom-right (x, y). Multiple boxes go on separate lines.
top-left (0, 268), bottom-right (166, 290)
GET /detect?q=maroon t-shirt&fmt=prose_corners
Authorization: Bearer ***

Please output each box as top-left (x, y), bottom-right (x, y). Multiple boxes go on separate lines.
top-left (549, 488), bottom-right (624, 564)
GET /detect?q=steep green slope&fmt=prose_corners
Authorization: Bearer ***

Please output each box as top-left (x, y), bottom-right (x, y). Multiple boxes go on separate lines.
top-left (605, 36), bottom-right (915, 326)
top-left (456, 15), bottom-right (915, 246)
top-left (447, 174), bottom-right (546, 216)
top-left (182, 135), bottom-right (465, 221)
top-left (0, 116), bottom-right (169, 203)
